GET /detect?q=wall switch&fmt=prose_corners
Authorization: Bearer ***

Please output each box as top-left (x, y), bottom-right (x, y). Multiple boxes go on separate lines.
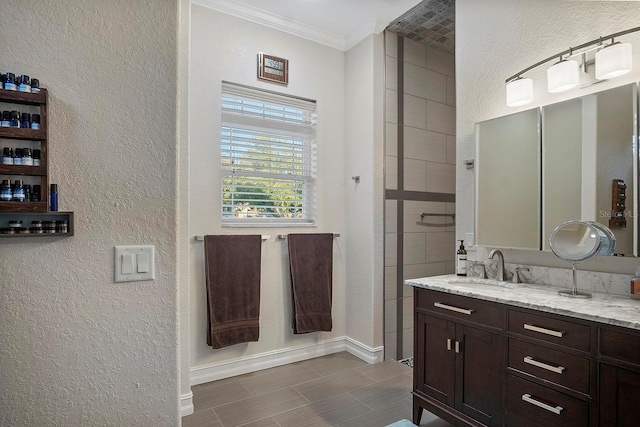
top-left (114, 245), bottom-right (155, 283)
top-left (121, 253), bottom-right (134, 274)
top-left (136, 253), bottom-right (149, 273)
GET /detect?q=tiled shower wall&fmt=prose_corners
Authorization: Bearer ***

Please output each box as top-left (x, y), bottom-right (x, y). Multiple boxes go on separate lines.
top-left (384, 32), bottom-right (456, 361)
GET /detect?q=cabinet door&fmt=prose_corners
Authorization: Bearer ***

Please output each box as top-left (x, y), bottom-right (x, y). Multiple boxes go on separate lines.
top-left (600, 364), bottom-right (640, 426)
top-left (456, 324), bottom-right (504, 426)
top-left (415, 313), bottom-right (455, 406)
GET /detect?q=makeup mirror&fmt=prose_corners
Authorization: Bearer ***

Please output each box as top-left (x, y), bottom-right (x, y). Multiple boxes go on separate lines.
top-left (549, 220), bottom-right (616, 298)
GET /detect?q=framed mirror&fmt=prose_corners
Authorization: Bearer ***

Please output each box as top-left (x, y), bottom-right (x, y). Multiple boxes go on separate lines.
top-left (475, 82), bottom-right (639, 256)
top-left (476, 108), bottom-right (540, 250)
top-left (542, 83), bottom-right (638, 256)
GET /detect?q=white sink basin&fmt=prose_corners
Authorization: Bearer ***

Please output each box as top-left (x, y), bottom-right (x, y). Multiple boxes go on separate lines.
top-left (446, 276), bottom-right (521, 290)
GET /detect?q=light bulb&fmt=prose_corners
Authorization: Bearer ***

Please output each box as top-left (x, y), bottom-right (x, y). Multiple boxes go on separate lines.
top-left (595, 42), bottom-right (632, 80)
top-left (547, 59), bottom-right (579, 93)
top-left (506, 78), bottom-right (533, 107)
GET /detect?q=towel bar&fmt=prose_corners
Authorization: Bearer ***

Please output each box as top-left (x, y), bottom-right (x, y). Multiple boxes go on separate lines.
top-left (194, 235), bottom-right (270, 241)
top-left (277, 233), bottom-right (340, 240)
top-left (416, 212), bottom-right (455, 227)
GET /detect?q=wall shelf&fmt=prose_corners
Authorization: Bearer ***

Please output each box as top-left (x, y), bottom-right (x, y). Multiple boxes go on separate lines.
top-left (0, 87), bottom-right (74, 236)
top-left (0, 211), bottom-right (74, 237)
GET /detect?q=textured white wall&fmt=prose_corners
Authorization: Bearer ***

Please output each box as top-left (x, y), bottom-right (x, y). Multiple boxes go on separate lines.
top-left (457, 0), bottom-right (640, 273)
top-left (178, 0), bottom-right (193, 412)
top-left (344, 34), bottom-right (386, 349)
top-left (189, 6), bottom-right (348, 371)
top-left (0, 0), bottom-right (179, 425)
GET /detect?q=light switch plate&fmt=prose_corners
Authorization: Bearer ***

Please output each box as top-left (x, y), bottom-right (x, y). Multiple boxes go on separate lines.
top-left (114, 245), bottom-right (155, 283)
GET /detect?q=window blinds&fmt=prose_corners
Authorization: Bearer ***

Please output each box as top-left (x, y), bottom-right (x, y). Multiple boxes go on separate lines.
top-left (221, 82), bottom-right (317, 224)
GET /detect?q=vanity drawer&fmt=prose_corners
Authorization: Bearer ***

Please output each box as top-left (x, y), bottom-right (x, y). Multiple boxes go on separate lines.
top-left (508, 338), bottom-right (591, 394)
top-left (506, 375), bottom-right (589, 427)
top-left (508, 309), bottom-right (591, 352)
top-left (417, 289), bottom-right (504, 329)
top-left (599, 326), bottom-right (640, 367)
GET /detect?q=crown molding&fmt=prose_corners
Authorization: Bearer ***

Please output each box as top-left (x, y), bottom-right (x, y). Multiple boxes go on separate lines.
top-left (192, 0), bottom-right (383, 51)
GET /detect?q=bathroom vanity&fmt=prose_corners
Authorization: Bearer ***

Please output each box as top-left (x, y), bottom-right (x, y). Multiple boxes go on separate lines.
top-left (406, 275), bottom-right (640, 427)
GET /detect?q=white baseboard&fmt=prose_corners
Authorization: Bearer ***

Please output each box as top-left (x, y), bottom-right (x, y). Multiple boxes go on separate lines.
top-left (190, 336), bottom-right (384, 386)
top-left (345, 336), bottom-right (384, 364)
top-left (180, 391), bottom-right (194, 417)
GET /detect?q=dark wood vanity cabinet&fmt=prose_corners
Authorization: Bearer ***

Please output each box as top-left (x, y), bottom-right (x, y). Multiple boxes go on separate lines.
top-left (412, 287), bottom-right (640, 427)
top-left (414, 289), bottom-right (504, 426)
top-left (598, 326), bottom-right (640, 427)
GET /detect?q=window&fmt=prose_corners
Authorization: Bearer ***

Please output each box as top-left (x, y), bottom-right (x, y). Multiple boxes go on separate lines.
top-left (221, 82), bottom-right (317, 226)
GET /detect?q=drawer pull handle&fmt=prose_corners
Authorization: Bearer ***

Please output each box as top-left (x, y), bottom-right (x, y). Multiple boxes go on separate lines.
top-left (447, 338), bottom-right (452, 351)
top-left (523, 323), bottom-right (564, 338)
top-left (455, 341), bottom-right (461, 354)
top-left (522, 394), bottom-right (563, 415)
top-left (434, 302), bottom-right (474, 315)
top-left (524, 356), bottom-right (565, 374)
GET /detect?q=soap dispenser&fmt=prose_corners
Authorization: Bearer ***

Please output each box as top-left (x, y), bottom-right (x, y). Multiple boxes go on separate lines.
top-left (456, 240), bottom-right (467, 276)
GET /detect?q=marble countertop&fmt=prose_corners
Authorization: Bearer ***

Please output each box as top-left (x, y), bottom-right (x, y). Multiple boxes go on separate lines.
top-left (405, 274), bottom-right (640, 331)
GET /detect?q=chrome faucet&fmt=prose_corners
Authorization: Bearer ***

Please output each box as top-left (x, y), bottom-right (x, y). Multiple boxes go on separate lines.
top-left (488, 249), bottom-right (505, 281)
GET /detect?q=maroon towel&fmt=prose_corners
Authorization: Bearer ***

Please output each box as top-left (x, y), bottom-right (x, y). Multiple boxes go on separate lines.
top-left (287, 233), bottom-right (333, 334)
top-left (204, 235), bottom-right (262, 349)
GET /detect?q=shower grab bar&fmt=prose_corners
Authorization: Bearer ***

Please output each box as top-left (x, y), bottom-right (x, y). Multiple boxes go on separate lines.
top-left (416, 212), bottom-right (455, 227)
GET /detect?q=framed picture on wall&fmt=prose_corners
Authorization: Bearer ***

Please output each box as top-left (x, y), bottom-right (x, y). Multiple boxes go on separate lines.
top-left (258, 53), bottom-right (289, 85)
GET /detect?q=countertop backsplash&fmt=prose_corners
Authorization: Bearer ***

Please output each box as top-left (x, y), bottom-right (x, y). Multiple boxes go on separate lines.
top-left (467, 261), bottom-right (632, 297)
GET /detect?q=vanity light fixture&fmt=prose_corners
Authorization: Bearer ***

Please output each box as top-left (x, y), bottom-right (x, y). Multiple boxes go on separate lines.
top-left (547, 58), bottom-right (579, 93)
top-left (506, 77), bottom-right (533, 107)
top-left (595, 42), bottom-right (633, 79)
top-left (505, 26), bottom-right (640, 106)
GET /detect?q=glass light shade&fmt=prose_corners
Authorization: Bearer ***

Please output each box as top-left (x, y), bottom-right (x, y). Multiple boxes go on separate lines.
top-left (595, 42), bottom-right (632, 80)
top-left (506, 78), bottom-right (533, 107)
top-left (547, 59), bottom-right (579, 93)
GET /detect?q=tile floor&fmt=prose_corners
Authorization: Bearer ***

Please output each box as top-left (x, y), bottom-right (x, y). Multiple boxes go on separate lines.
top-left (183, 352), bottom-right (454, 427)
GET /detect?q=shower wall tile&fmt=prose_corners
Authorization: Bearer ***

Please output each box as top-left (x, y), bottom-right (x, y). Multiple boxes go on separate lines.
top-left (402, 327), bottom-right (413, 359)
top-left (403, 262), bottom-right (448, 297)
top-left (402, 296), bottom-right (414, 327)
top-left (404, 63), bottom-right (446, 103)
top-left (403, 158), bottom-right (427, 192)
top-left (385, 299), bottom-right (398, 333)
top-left (403, 200), bottom-right (449, 233)
top-left (426, 231), bottom-right (455, 263)
top-left (404, 128), bottom-right (447, 163)
top-left (446, 202), bottom-right (456, 233)
top-left (385, 265), bottom-right (398, 300)
top-left (426, 100), bottom-right (455, 135)
top-left (404, 37), bottom-right (427, 68)
top-left (386, 123), bottom-right (398, 157)
top-left (403, 262), bottom-right (447, 280)
top-left (386, 57), bottom-right (398, 90)
top-left (385, 331), bottom-right (397, 360)
top-left (386, 89), bottom-right (398, 124)
top-left (385, 31), bottom-right (397, 58)
top-left (445, 261), bottom-right (456, 274)
top-left (385, 200), bottom-right (398, 232)
top-left (447, 76), bottom-right (456, 107)
top-left (403, 232), bottom-right (426, 265)
top-left (385, 156), bottom-right (397, 190)
top-left (427, 45), bottom-right (455, 77)
top-left (446, 134), bottom-right (456, 165)
top-left (385, 232), bottom-right (397, 267)
top-left (426, 161), bottom-right (455, 194)
top-left (404, 95), bottom-right (427, 130)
